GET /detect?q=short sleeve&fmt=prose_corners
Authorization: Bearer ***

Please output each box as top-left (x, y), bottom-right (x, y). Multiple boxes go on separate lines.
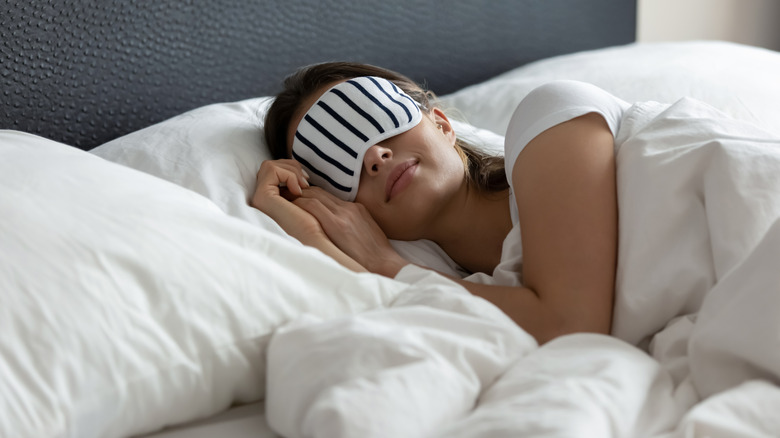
top-left (503, 80), bottom-right (630, 181)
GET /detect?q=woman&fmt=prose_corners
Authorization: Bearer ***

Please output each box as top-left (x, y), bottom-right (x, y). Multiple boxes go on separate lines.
top-left (252, 62), bottom-right (623, 344)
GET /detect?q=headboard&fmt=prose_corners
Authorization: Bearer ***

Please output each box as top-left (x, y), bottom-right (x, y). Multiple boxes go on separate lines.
top-left (1, 1), bottom-right (636, 150)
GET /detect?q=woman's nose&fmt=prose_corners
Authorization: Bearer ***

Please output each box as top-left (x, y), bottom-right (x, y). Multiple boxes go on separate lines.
top-left (363, 145), bottom-right (392, 175)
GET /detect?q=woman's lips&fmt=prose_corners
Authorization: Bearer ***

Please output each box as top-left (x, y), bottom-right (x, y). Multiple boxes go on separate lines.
top-left (386, 160), bottom-right (418, 201)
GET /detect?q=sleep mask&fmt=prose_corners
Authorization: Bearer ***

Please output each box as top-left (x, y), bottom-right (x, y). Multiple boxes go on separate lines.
top-left (291, 76), bottom-right (422, 201)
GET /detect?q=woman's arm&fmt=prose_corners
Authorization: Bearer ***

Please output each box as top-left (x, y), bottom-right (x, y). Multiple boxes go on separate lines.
top-left (475, 112), bottom-right (617, 343)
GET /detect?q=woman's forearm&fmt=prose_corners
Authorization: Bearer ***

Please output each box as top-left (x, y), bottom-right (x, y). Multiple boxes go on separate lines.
top-left (449, 278), bottom-right (609, 344)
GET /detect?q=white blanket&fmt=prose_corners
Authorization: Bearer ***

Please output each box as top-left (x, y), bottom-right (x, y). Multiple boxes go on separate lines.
top-left (615, 98), bottom-right (780, 436)
top-left (265, 98), bottom-right (780, 437)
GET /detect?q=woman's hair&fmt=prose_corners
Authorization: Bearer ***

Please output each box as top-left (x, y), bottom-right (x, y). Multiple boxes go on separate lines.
top-left (264, 62), bottom-right (508, 194)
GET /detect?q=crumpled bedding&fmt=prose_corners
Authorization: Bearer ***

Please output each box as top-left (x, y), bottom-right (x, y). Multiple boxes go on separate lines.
top-left (265, 97), bottom-right (780, 437)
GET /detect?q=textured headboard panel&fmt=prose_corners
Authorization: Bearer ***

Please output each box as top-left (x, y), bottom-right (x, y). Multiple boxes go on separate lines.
top-left (1, 1), bottom-right (636, 150)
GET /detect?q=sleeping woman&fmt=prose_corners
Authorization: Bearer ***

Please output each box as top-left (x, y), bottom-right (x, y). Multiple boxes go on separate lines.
top-left (251, 62), bottom-right (623, 345)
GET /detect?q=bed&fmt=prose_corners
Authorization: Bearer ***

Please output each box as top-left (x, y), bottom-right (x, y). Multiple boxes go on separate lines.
top-left (3, 1), bottom-right (780, 437)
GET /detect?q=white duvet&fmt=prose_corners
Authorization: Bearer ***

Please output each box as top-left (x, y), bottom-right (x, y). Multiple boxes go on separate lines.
top-left (265, 97), bottom-right (780, 437)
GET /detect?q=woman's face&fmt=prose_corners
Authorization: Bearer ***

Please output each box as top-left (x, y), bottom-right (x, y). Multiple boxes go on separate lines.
top-left (286, 80), bottom-right (466, 240)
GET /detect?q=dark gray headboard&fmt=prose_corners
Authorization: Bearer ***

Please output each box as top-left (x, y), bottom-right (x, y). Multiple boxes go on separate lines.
top-left (2, 1), bottom-right (636, 150)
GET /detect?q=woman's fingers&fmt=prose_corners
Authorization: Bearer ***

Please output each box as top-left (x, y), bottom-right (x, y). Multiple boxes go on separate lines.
top-left (258, 159), bottom-right (309, 187)
top-left (252, 160), bottom-right (310, 208)
top-left (298, 186), bottom-right (342, 210)
top-left (293, 190), bottom-right (341, 228)
top-left (295, 189), bottom-right (378, 241)
top-left (295, 187), bottom-right (364, 231)
top-left (276, 164), bottom-right (310, 193)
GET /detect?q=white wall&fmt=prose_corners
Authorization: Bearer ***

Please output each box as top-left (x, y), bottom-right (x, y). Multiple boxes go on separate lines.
top-left (637, 0), bottom-right (780, 51)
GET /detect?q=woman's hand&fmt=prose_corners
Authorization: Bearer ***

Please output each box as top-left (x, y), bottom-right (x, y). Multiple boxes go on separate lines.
top-left (295, 187), bottom-right (409, 277)
top-left (250, 160), bottom-right (366, 273)
top-left (251, 159), bottom-right (325, 243)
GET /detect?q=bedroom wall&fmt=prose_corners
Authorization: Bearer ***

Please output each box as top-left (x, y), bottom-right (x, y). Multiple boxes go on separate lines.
top-left (637, 0), bottom-right (780, 51)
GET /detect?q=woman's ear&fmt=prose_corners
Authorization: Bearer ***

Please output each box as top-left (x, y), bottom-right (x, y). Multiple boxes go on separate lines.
top-left (432, 107), bottom-right (457, 145)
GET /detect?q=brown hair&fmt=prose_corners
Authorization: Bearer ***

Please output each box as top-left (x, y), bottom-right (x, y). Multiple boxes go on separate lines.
top-left (263, 62), bottom-right (508, 194)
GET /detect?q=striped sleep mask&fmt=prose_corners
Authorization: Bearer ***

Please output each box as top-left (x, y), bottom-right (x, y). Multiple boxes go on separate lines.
top-left (291, 76), bottom-right (422, 201)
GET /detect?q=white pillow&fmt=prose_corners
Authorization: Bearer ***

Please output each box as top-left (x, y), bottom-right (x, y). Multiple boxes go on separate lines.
top-left (90, 98), bottom-right (504, 277)
top-left (440, 41), bottom-right (780, 137)
top-left (0, 131), bottom-right (412, 438)
top-left (90, 98), bottom-right (281, 231)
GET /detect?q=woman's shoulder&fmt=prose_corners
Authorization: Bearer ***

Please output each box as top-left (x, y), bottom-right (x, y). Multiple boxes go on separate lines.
top-left (503, 81), bottom-right (628, 169)
top-left (510, 80), bottom-right (627, 130)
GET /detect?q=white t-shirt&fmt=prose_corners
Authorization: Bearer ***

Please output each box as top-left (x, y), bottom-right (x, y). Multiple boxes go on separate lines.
top-left (465, 80), bottom-right (630, 286)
